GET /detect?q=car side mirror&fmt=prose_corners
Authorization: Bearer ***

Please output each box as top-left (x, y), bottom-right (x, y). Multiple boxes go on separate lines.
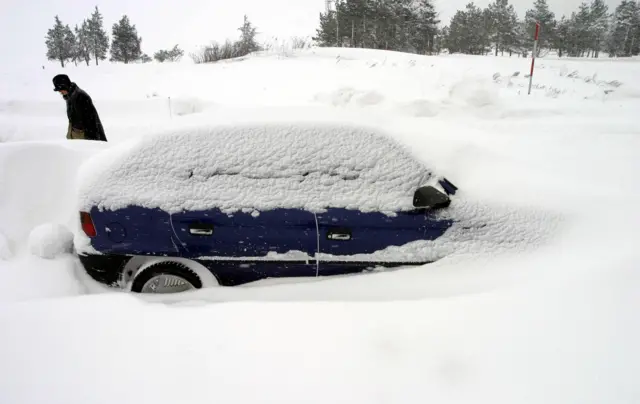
top-left (413, 186), bottom-right (451, 209)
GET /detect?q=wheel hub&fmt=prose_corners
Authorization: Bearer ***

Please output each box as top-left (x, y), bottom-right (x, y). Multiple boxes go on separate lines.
top-left (140, 274), bottom-right (196, 294)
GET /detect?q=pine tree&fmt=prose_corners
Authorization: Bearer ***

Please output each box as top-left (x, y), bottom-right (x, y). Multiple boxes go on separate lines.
top-left (607, 0), bottom-right (639, 57)
top-left (75, 21), bottom-right (92, 66)
top-left (504, 5), bottom-right (520, 55)
top-left (507, 19), bottom-right (531, 57)
top-left (409, 0), bottom-right (440, 54)
top-left (553, 15), bottom-right (570, 57)
top-left (481, 7), bottom-right (494, 55)
top-left (69, 25), bottom-right (81, 66)
top-left (314, 10), bottom-right (339, 46)
top-left (487, 0), bottom-right (519, 56)
top-left (466, 3), bottom-right (488, 55)
top-left (589, 0), bottom-right (609, 57)
top-left (444, 9), bottom-right (469, 54)
top-left (433, 28), bottom-right (445, 54)
top-left (45, 16), bottom-right (74, 67)
top-left (525, 0), bottom-right (557, 55)
top-left (237, 15), bottom-right (260, 55)
top-left (444, 3), bottom-right (487, 55)
top-left (88, 6), bottom-right (110, 65)
top-left (572, 3), bottom-right (592, 56)
top-left (110, 15), bottom-right (142, 63)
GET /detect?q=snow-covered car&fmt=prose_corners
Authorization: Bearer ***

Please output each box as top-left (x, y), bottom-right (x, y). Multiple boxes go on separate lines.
top-left (75, 122), bottom-right (459, 293)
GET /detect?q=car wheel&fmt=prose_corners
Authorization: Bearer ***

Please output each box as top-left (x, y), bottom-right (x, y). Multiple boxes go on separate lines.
top-left (131, 261), bottom-right (202, 294)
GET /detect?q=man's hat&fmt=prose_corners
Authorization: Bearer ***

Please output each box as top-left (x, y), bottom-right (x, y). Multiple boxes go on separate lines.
top-left (53, 74), bottom-right (71, 91)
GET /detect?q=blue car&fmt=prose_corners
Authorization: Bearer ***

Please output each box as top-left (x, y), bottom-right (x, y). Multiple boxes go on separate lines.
top-left (75, 123), bottom-right (458, 293)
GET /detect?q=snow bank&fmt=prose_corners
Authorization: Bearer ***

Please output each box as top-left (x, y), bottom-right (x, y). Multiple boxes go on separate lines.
top-left (448, 77), bottom-right (498, 108)
top-left (169, 97), bottom-right (208, 116)
top-left (0, 231), bottom-right (11, 260)
top-left (0, 141), bottom-right (107, 244)
top-left (1, 247), bottom-right (638, 404)
top-left (77, 122), bottom-right (437, 214)
top-left (28, 223), bottom-right (74, 259)
top-left (0, 254), bottom-right (85, 302)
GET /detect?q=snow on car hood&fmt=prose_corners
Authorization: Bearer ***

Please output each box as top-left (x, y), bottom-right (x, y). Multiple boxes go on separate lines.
top-left (77, 122), bottom-right (437, 214)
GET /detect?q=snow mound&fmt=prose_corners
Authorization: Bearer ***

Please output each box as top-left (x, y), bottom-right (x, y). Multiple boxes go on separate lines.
top-left (28, 223), bottom-right (74, 259)
top-left (448, 77), bottom-right (498, 108)
top-left (169, 97), bottom-right (207, 116)
top-left (0, 141), bottom-right (107, 243)
top-left (400, 99), bottom-right (440, 118)
top-left (314, 87), bottom-right (385, 107)
top-left (0, 231), bottom-right (11, 260)
top-left (77, 122), bottom-right (438, 214)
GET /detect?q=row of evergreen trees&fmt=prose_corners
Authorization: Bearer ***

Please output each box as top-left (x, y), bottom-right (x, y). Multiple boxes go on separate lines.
top-left (315, 0), bottom-right (440, 54)
top-left (314, 0), bottom-right (640, 58)
top-left (45, 7), bottom-right (181, 67)
top-left (45, 7), bottom-right (142, 67)
top-left (45, 7), bottom-right (109, 67)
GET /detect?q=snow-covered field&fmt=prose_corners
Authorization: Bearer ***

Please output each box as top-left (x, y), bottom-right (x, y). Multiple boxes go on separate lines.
top-left (1, 48), bottom-right (639, 403)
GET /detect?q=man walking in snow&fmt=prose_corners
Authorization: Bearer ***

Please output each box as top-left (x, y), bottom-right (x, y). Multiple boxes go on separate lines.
top-left (52, 74), bottom-right (107, 142)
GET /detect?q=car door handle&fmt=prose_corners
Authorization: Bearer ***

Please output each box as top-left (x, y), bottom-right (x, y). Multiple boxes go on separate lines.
top-left (188, 223), bottom-right (214, 236)
top-left (327, 229), bottom-right (351, 241)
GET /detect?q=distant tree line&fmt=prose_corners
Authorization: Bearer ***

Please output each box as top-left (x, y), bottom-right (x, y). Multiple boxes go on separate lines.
top-left (45, 7), bottom-right (185, 67)
top-left (314, 0), bottom-right (441, 54)
top-left (314, 0), bottom-right (640, 58)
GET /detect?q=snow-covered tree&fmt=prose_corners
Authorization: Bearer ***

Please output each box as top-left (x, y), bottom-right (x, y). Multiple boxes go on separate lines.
top-left (487, 0), bottom-right (519, 56)
top-left (63, 24), bottom-right (78, 66)
top-left (408, 0), bottom-right (440, 54)
top-left (154, 45), bottom-right (184, 62)
top-left (607, 0), bottom-right (640, 57)
top-left (69, 25), bottom-right (82, 66)
top-left (313, 0), bottom-right (441, 53)
top-left (571, 3), bottom-right (593, 57)
top-left (237, 15), bottom-right (260, 55)
top-left (75, 21), bottom-right (92, 66)
top-left (45, 16), bottom-right (74, 67)
top-left (110, 15), bottom-right (142, 63)
top-left (444, 3), bottom-right (488, 55)
top-left (553, 15), bottom-right (571, 57)
top-left (589, 0), bottom-right (609, 57)
top-left (87, 6), bottom-right (110, 65)
top-left (314, 10), bottom-right (339, 46)
top-left (525, 0), bottom-right (557, 55)
top-left (444, 9), bottom-right (467, 53)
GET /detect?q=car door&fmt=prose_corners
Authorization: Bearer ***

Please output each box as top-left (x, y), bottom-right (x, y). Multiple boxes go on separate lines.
top-left (170, 207), bottom-right (318, 275)
top-left (315, 207), bottom-right (451, 274)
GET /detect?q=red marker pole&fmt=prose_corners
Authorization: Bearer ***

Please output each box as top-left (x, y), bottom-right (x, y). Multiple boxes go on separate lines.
top-left (528, 22), bottom-right (541, 95)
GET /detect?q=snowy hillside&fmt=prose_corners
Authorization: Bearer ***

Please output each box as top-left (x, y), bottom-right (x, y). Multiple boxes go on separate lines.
top-left (1, 48), bottom-right (639, 404)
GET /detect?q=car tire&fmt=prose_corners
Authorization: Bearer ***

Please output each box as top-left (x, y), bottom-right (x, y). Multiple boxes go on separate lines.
top-left (131, 261), bottom-right (203, 294)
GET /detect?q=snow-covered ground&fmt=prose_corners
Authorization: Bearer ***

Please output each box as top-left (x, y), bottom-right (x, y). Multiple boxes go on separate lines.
top-left (1, 48), bottom-right (639, 403)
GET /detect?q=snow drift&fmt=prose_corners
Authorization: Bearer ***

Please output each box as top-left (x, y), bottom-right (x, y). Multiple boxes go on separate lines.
top-left (28, 223), bottom-right (74, 259)
top-left (0, 141), bottom-right (107, 246)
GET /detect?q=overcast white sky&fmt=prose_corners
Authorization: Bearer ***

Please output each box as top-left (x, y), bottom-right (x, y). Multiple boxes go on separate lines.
top-left (0, 0), bottom-right (624, 66)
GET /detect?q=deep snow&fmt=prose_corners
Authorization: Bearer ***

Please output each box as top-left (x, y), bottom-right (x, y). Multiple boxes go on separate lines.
top-left (1, 48), bottom-right (639, 404)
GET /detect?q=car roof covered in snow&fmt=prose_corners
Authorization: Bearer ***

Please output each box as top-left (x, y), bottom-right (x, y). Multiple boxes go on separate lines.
top-left (77, 122), bottom-right (436, 214)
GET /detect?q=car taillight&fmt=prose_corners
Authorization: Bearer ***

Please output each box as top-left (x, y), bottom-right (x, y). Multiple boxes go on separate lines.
top-left (80, 211), bottom-right (97, 237)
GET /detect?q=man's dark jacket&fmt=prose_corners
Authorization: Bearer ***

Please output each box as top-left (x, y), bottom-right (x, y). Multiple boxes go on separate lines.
top-left (65, 83), bottom-right (107, 142)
